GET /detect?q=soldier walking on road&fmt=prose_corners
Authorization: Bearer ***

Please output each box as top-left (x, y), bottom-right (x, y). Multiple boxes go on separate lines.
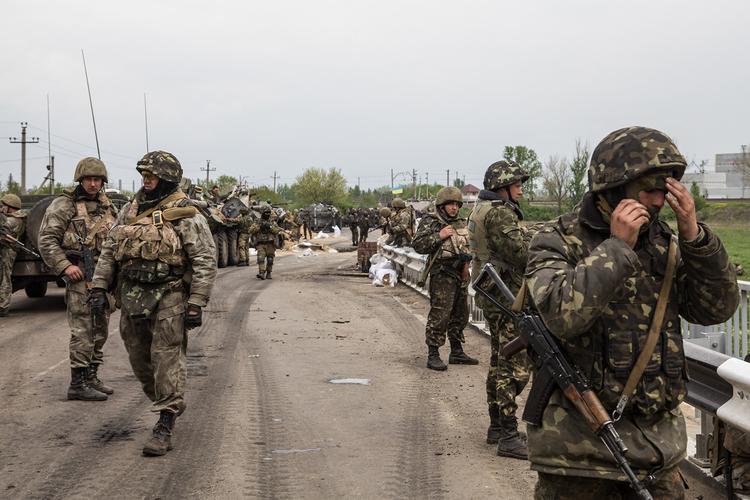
top-left (250, 206), bottom-right (281, 280)
top-left (412, 187), bottom-right (478, 371)
top-left (0, 194), bottom-right (27, 317)
top-left (469, 160), bottom-right (535, 459)
top-left (525, 127), bottom-right (739, 499)
top-left (90, 151), bottom-right (216, 456)
top-left (38, 158), bottom-right (118, 401)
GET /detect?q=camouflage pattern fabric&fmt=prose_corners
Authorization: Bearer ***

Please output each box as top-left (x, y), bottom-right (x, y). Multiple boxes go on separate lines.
top-left (255, 242), bottom-right (275, 274)
top-left (65, 279), bottom-right (110, 368)
top-left (485, 308), bottom-right (529, 416)
top-left (524, 192), bottom-right (739, 480)
top-left (238, 230), bottom-right (251, 264)
top-left (0, 211), bottom-right (26, 312)
top-left (388, 207), bottom-right (414, 247)
top-left (534, 468), bottom-right (685, 500)
top-left (725, 425), bottom-right (750, 492)
top-left (483, 160), bottom-right (528, 191)
top-left (357, 210), bottom-right (370, 244)
top-left (136, 150), bottom-right (183, 183)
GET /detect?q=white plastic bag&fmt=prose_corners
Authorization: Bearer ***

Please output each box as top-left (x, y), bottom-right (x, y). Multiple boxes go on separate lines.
top-left (372, 268), bottom-right (398, 287)
top-left (332, 225), bottom-right (341, 237)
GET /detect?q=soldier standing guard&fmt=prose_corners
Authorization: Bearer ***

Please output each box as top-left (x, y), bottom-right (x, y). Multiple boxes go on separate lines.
top-left (525, 127), bottom-right (739, 499)
top-left (469, 160), bottom-right (534, 459)
top-left (38, 158), bottom-right (118, 401)
top-left (90, 150), bottom-right (216, 456)
top-left (411, 187), bottom-right (478, 370)
top-left (387, 198), bottom-right (414, 247)
top-left (0, 194), bottom-right (27, 317)
top-left (249, 206), bottom-right (281, 280)
top-left (357, 208), bottom-right (370, 244)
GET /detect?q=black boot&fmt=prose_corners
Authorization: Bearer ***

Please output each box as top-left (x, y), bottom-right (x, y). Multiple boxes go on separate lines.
top-left (448, 339), bottom-right (479, 365)
top-left (143, 411), bottom-right (176, 456)
top-left (427, 346), bottom-right (447, 371)
top-left (487, 405), bottom-right (502, 444)
top-left (496, 415), bottom-right (528, 460)
top-left (67, 367), bottom-right (107, 401)
top-left (265, 271), bottom-right (272, 279)
top-left (86, 364), bottom-right (114, 395)
top-left (256, 272), bottom-right (265, 280)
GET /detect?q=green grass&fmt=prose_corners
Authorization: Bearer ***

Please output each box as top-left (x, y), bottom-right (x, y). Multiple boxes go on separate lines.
top-left (709, 225), bottom-right (750, 278)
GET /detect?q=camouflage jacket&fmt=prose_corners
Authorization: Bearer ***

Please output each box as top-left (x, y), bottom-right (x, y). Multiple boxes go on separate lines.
top-left (524, 192), bottom-right (739, 480)
top-left (1, 210), bottom-right (27, 239)
top-left (38, 189), bottom-right (118, 276)
top-left (388, 208), bottom-right (414, 246)
top-left (249, 219), bottom-right (281, 244)
top-left (411, 212), bottom-right (470, 282)
top-left (91, 189), bottom-right (216, 309)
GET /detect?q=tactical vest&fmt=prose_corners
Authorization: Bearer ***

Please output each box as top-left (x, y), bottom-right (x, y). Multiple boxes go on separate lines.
top-left (60, 192), bottom-right (117, 254)
top-left (435, 213), bottom-right (470, 258)
top-left (468, 199), bottom-right (492, 278)
top-left (5, 210), bottom-right (28, 239)
top-left (556, 213), bottom-right (686, 416)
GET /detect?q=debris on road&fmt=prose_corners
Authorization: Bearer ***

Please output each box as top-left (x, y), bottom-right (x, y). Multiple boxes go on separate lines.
top-left (329, 378), bottom-right (371, 385)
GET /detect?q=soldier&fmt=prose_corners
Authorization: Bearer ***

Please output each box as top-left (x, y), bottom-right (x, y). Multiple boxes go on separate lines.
top-left (0, 194), bottom-right (26, 317)
top-left (378, 207), bottom-right (391, 237)
top-left (346, 208), bottom-right (359, 246)
top-left (525, 127), bottom-right (739, 498)
top-left (209, 185), bottom-right (222, 205)
top-left (388, 198), bottom-right (414, 247)
top-left (469, 160), bottom-right (533, 459)
top-left (301, 210), bottom-right (313, 240)
top-left (236, 207), bottom-right (252, 266)
top-left (249, 206), bottom-right (281, 280)
top-left (38, 158), bottom-right (118, 401)
top-left (357, 208), bottom-right (370, 244)
top-left (412, 187), bottom-right (478, 371)
top-left (89, 150), bottom-right (216, 456)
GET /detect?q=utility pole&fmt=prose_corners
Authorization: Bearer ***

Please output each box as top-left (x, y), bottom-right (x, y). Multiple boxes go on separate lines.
top-left (412, 168), bottom-right (417, 200)
top-left (9, 122), bottom-right (39, 194)
top-left (42, 156), bottom-right (55, 194)
top-left (272, 171), bottom-right (278, 193)
top-left (201, 160), bottom-right (215, 186)
top-left (446, 169), bottom-right (450, 186)
top-left (455, 171), bottom-right (459, 186)
top-left (118, 179), bottom-right (122, 191)
top-left (390, 168), bottom-right (394, 189)
top-left (425, 172), bottom-right (429, 198)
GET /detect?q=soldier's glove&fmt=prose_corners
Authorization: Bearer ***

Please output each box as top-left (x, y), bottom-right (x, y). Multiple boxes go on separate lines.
top-left (88, 287), bottom-right (108, 316)
top-left (185, 304), bottom-right (203, 330)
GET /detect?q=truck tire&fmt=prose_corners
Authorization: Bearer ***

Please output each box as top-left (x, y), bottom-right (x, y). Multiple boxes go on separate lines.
top-left (25, 281), bottom-right (48, 298)
top-left (227, 229), bottom-right (239, 266)
top-left (216, 231), bottom-right (228, 268)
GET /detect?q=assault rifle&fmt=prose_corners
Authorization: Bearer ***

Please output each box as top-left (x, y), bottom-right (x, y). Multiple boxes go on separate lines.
top-left (472, 263), bottom-right (653, 500)
top-left (0, 229), bottom-right (41, 259)
top-left (65, 219), bottom-right (105, 331)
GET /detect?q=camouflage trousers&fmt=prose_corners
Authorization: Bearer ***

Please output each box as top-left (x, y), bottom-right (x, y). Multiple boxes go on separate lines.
top-left (0, 246), bottom-right (17, 312)
top-left (534, 468), bottom-right (685, 500)
top-left (256, 242), bottom-right (276, 274)
top-left (725, 425), bottom-right (750, 492)
top-left (358, 225), bottom-right (369, 244)
top-left (238, 232), bottom-right (250, 264)
top-left (425, 271), bottom-right (468, 347)
top-left (302, 224), bottom-right (313, 240)
top-left (119, 287), bottom-right (187, 414)
top-left (483, 305), bottom-right (529, 416)
top-left (349, 225), bottom-right (359, 246)
top-left (66, 280), bottom-right (110, 369)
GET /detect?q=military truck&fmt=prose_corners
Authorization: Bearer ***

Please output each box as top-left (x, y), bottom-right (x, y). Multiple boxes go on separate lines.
top-left (298, 203), bottom-right (340, 232)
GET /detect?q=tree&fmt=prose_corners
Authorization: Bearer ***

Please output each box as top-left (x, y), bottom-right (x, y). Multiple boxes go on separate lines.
top-left (503, 146), bottom-right (542, 200)
top-left (4, 173), bottom-right (20, 195)
top-left (197, 174), bottom-right (237, 194)
top-left (690, 181), bottom-right (706, 212)
top-left (542, 155), bottom-right (571, 215)
top-left (452, 178), bottom-right (465, 189)
top-left (292, 167), bottom-right (347, 206)
top-left (566, 139), bottom-right (589, 208)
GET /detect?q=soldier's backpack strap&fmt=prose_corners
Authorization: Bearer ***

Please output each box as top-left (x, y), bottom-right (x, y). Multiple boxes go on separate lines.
top-left (132, 192), bottom-right (188, 223)
top-left (162, 206), bottom-right (198, 221)
top-left (612, 236), bottom-right (678, 421)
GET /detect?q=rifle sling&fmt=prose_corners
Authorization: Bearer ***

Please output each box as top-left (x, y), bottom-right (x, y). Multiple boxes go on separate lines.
top-left (132, 192), bottom-right (187, 223)
top-left (613, 236), bottom-right (678, 420)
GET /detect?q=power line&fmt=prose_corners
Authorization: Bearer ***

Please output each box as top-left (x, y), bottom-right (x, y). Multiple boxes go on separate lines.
top-left (8, 122), bottom-right (39, 193)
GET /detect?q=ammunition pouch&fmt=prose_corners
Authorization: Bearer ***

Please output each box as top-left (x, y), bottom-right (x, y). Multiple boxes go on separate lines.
top-left (120, 258), bottom-right (185, 284)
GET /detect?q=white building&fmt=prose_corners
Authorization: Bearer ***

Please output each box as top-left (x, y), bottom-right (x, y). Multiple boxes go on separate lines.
top-left (682, 152), bottom-right (750, 199)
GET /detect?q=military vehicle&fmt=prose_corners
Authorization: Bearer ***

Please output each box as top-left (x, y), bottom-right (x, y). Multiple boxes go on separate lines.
top-left (298, 203), bottom-right (340, 232)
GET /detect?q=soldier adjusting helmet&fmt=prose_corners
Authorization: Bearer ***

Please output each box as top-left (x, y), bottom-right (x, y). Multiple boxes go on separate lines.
top-left (136, 150), bottom-right (183, 183)
top-left (483, 160), bottom-right (528, 191)
top-left (1, 193), bottom-right (22, 210)
top-left (391, 197), bottom-right (406, 209)
top-left (74, 157), bottom-right (108, 183)
top-left (435, 186), bottom-right (463, 207)
top-left (588, 126), bottom-right (686, 193)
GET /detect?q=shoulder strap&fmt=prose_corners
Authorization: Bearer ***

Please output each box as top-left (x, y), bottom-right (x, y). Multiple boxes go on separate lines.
top-left (612, 236), bottom-right (679, 421)
top-left (133, 192), bottom-right (187, 222)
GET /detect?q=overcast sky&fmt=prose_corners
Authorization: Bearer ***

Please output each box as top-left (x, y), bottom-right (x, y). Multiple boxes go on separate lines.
top-left (2, 1), bottom-right (749, 193)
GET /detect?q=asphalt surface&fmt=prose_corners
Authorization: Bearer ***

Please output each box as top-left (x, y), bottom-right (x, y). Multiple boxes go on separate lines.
top-left (0, 229), bottom-right (726, 499)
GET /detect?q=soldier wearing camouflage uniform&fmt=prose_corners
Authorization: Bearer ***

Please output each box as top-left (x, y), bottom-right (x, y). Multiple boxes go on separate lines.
top-left (236, 207), bottom-right (253, 266)
top-left (0, 194), bottom-right (26, 317)
top-left (38, 158), bottom-right (118, 401)
top-left (345, 208), bottom-right (359, 246)
top-left (412, 187), bottom-right (478, 370)
top-left (90, 150), bottom-right (216, 456)
top-left (387, 198), bottom-right (414, 247)
top-left (378, 207), bottom-right (391, 237)
top-left (357, 208), bottom-right (370, 244)
top-left (249, 206), bottom-right (281, 280)
top-left (525, 127), bottom-right (739, 499)
top-left (469, 160), bottom-right (533, 459)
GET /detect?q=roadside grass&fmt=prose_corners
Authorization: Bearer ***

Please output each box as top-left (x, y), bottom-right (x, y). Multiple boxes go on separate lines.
top-left (709, 225), bottom-right (750, 278)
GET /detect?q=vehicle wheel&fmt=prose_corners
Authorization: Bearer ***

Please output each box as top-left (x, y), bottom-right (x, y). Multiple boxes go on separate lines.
top-left (216, 231), bottom-right (228, 268)
top-left (227, 229), bottom-right (239, 266)
top-left (25, 281), bottom-right (48, 298)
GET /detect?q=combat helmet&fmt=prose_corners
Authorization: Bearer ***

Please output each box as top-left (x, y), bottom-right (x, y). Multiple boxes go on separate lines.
top-left (1, 193), bottom-right (22, 210)
top-left (391, 198), bottom-right (406, 209)
top-left (74, 157), bottom-right (108, 183)
top-left (136, 150), bottom-right (183, 183)
top-left (588, 126), bottom-right (686, 193)
top-left (378, 207), bottom-right (391, 218)
top-left (484, 160), bottom-right (528, 191)
top-left (435, 186), bottom-right (463, 207)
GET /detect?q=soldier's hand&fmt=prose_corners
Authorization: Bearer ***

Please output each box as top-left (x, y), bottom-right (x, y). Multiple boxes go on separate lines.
top-left (87, 288), bottom-right (107, 316)
top-left (439, 226), bottom-right (454, 240)
top-left (610, 199), bottom-right (650, 248)
top-left (64, 264), bottom-right (85, 282)
top-left (665, 177), bottom-right (699, 241)
top-left (185, 304), bottom-right (203, 330)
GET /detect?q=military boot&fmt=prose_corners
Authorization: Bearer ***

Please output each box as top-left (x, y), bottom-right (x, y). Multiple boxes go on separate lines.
top-left (427, 346), bottom-right (447, 371)
top-left (487, 405), bottom-right (502, 444)
top-left (86, 364), bottom-right (114, 395)
top-left (256, 272), bottom-right (266, 280)
top-left (266, 259), bottom-right (273, 279)
top-left (143, 411), bottom-right (176, 456)
top-left (496, 415), bottom-right (528, 460)
top-left (448, 339), bottom-right (479, 365)
top-left (67, 367), bottom-right (108, 401)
